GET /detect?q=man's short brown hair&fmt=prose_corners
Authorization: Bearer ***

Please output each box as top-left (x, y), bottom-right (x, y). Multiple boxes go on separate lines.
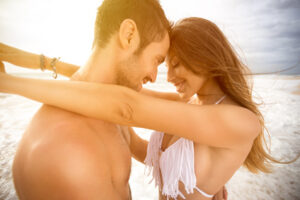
top-left (93, 0), bottom-right (170, 52)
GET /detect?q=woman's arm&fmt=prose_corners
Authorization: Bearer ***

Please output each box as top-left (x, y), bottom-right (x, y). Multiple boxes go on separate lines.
top-left (141, 88), bottom-right (188, 102)
top-left (0, 73), bottom-right (260, 148)
top-left (127, 127), bottom-right (148, 163)
top-left (0, 43), bottom-right (80, 77)
top-left (0, 44), bottom-right (183, 102)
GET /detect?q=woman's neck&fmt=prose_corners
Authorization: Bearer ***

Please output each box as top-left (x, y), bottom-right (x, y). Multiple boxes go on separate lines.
top-left (196, 78), bottom-right (225, 105)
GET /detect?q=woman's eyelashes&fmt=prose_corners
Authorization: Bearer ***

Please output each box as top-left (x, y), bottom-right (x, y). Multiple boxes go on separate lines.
top-left (166, 61), bottom-right (179, 69)
top-left (156, 56), bottom-right (165, 65)
top-left (172, 62), bottom-right (179, 68)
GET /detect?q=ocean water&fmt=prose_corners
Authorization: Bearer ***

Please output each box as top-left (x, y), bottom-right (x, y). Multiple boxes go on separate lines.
top-left (0, 74), bottom-right (300, 200)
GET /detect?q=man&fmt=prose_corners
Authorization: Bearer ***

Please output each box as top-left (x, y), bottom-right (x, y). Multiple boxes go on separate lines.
top-left (11, 0), bottom-right (170, 199)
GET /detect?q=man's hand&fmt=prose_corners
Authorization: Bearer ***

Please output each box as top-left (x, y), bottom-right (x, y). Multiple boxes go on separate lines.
top-left (212, 186), bottom-right (228, 200)
top-left (0, 61), bottom-right (6, 73)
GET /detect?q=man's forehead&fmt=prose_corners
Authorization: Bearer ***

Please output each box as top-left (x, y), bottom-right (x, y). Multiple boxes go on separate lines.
top-left (141, 32), bottom-right (170, 60)
top-left (158, 33), bottom-right (170, 57)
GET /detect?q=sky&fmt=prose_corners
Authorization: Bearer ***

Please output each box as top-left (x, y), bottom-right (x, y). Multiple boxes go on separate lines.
top-left (0, 0), bottom-right (299, 74)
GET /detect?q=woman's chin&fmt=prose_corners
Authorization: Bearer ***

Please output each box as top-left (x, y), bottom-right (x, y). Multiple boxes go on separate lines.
top-left (178, 91), bottom-right (193, 101)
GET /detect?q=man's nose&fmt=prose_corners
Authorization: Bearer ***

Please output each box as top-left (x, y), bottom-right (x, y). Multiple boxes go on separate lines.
top-left (149, 68), bottom-right (158, 83)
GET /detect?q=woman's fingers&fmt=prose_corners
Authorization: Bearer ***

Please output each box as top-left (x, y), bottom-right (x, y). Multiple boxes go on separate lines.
top-left (0, 61), bottom-right (6, 73)
top-left (212, 187), bottom-right (225, 200)
top-left (212, 186), bottom-right (228, 200)
top-left (223, 186), bottom-right (228, 199)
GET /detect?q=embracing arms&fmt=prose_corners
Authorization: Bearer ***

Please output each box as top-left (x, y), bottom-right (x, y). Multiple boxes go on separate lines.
top-left (0, 43), bottom-right (79, 77)
top-left (0, 43), bottom-right (182, 101)
top-left (0, 73), bottom-right (260, 148)
top-left (127, 127), bottom-right (148, 163)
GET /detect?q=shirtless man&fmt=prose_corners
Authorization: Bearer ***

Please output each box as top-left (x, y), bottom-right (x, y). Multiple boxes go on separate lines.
top-left (11, 0), bottom-right (170, 199)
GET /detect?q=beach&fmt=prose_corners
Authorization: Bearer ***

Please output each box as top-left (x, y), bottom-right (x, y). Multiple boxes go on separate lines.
top-left (0, 74), bottom-right (300, 200)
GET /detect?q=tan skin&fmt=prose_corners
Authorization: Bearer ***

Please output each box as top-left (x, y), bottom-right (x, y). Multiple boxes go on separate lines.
top-left (13, 105), bottom-right (133, 200)
top-left (0, 19), bottom-right (171, 200)
top-left (0, 23), bottom-right (256, 200)
top-left (1, 53), bottom-right (243, 200)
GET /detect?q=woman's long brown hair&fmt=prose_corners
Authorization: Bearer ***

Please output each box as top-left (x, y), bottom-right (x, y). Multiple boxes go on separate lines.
top-left (169, 17), bottom-right (283, 173)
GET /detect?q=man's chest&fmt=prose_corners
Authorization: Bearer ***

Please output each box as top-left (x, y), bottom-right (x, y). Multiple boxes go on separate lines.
top-left (91, 122), bottom-right (132, 182)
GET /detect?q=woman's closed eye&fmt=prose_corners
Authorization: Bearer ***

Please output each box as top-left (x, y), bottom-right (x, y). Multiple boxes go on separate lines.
top-left (172, 62), bottom-right (179, 68)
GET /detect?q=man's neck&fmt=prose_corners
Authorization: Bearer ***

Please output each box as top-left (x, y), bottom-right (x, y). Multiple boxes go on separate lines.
top-left (71, 46), bottom-right (117, 84)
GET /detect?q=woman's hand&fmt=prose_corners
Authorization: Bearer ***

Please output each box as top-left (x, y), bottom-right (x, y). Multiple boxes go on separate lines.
top-left (0, 61), bottom-right (6, 73)
top-left (0, 69), bottom-right (12, 93)
top-left (212, 186), bottom-right (228, 200)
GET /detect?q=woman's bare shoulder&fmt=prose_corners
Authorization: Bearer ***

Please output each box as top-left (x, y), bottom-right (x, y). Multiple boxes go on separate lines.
top-left (221, 97), bottom-right (261, 141)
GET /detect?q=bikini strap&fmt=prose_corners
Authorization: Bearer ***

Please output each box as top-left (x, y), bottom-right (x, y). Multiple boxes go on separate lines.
top-left (215, 95), bottom-right (226, 104)
top-left (195, 187), bottom-right (214, 198)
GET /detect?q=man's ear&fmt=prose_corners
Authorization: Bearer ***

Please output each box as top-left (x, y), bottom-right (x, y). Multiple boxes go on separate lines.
top-left (118, 19), bottom-right (140, 51)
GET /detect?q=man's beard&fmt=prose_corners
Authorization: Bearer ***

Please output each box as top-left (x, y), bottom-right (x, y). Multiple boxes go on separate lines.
top-left (115, 55), bottom-right (141, 91)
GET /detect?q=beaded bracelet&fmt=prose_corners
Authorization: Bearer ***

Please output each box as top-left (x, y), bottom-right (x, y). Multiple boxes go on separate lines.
top-left (50, 57), bottom-right (60, 79)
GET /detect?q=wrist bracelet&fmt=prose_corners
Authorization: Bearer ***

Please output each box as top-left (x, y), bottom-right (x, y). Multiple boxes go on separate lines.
top-left (50, 57), bottom-right (60, 79)
top-left (40, 54), bottom-right (46, 71)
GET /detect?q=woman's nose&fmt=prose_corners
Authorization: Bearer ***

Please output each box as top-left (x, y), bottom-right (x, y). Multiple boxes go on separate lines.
top-left (167, 68), bottom-right (175, 82)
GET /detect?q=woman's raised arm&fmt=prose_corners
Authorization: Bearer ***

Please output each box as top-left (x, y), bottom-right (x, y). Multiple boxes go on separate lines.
top-left (0, 43), bottom-right (80, 77)
top-left (0, 73), bottom-right (260, 148)
top-left (0, 43), bottom-right (186, 101)
top-left (140, 88), bottom-right (188, 102)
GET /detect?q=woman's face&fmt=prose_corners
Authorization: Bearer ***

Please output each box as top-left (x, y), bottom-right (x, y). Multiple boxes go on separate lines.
top-left (166, 55), bottom-right (208, 100)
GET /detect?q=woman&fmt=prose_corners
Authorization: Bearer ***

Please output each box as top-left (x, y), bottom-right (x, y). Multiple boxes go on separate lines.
top-left (0, 17), bottom-right (278, 200)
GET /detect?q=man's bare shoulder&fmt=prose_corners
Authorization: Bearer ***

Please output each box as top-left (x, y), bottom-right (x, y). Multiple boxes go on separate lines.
top-left (29, 104), bottom-right (114, 134)
top-left (15, 106), bottom-right (117, 199)
top-left (23, 105), bottom-right (114, 156)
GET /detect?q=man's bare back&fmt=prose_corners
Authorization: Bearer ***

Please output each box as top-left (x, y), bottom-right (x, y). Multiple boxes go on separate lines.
top-left (12, 105), bottom-right (132, 200)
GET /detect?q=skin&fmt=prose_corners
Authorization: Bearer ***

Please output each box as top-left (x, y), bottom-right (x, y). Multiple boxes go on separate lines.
top-left (0, 49), bottom-right (232, 200)
top-left (0, 26), bottom-right (252, 200)
top-left (1, 19), bottom-right (170, 200)
top-left (159, 57), bottom-right (244, 200)
top-left (0, 44), bottom-right (254, 200)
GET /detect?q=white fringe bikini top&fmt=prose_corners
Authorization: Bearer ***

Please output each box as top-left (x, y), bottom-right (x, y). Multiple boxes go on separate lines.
top-left (144, 95), bottom-right (226, 200)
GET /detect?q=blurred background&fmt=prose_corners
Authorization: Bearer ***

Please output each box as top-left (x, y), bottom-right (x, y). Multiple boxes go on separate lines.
top-left (0, 0), bottom-right (300, 199)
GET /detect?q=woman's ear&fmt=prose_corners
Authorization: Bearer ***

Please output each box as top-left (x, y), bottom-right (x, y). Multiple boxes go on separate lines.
top-left (118, 19), bottom-right (140, 51)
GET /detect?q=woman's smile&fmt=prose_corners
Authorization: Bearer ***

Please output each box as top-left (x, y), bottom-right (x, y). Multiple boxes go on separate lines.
top-left (175, 81), bottom-right (185, 92)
